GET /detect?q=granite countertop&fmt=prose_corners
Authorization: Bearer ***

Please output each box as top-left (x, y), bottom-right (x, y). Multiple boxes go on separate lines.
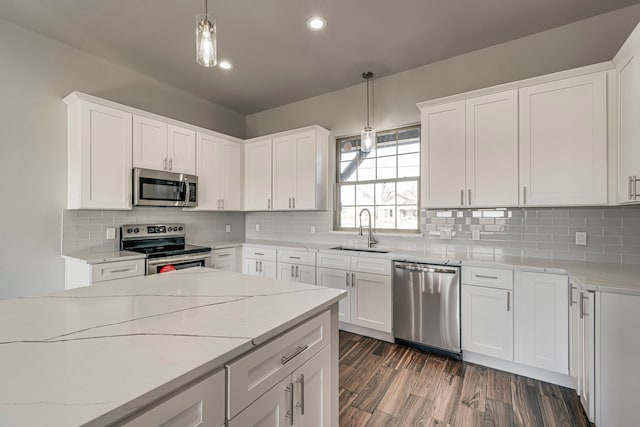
top-left (62, 250), bottom-right (146, 264)
top-left (0, 268), bottom-right (345, 426)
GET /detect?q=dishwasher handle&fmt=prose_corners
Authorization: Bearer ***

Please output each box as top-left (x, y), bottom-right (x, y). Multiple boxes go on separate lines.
top-left (394, 263), bottom-right (458, 275)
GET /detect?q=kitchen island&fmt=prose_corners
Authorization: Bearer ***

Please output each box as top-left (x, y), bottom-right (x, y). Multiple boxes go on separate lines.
top-left (0, 268), bottom-right (345, 426)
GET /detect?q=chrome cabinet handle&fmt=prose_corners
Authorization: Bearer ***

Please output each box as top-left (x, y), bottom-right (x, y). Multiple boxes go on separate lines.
top-left (630, 176), bottom-right (634, 201)
top-left (291, 265), bottom-right (295, 278)
top-left (109, 268), bottom-right (132, 273)
top-left (285, 383), bottom-right (294, 425)
top-left (523, 186), bottom-right (527, 205)
top-left (460, 189), bottom-right (464, 206)
top-left (569, 285), bottom-right (578, 306)
top-left (345, 272), bottom-right (350, 287)
top-left (254, 252), bottom-right (264, 256)
top-left (633, 175), bottom-right (638, 200)
top-left (293, 197), bottom-right (296, 209)
top-left (281, 345), bottom-right (308, 365)
top-left (580, 292), bottom-right (590, 318)
top-left (506, 291), bottom-right (511, 312)
top-left (217, 253), bottom-right (231, 257)
top-left (168, 158), bottom-right (173, 171)
top-left (259, 261), bottom-right (263, 273)
top-left (475, 274), bottom-right (498, 280)
top-left (289, 197), bottom-right (292, 209)
top-left (468, 189), bottom-right (471, 206)
top-left (296, 374), bottom-right (305, 415)
top-left (352, 273), bottom-right (356, 287)
top-left (289, 256), bottom-right (301, 260)
top-left (268, 198), bottom-right (271, 210)
top-left (295, 265), bottom-right (299, 279)
top-left (255, 260), bottom-right (258, 273)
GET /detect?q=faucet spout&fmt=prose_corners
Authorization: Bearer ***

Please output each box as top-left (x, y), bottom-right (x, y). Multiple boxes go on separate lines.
top-left (358, 208), bottom-right (378, 248)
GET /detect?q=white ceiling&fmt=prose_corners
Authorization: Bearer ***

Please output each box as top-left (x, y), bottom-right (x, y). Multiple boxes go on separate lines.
top-left (1, 0), bottom-right (638, 114)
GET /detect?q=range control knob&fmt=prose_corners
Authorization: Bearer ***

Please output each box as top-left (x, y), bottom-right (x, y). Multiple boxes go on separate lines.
top-left (178, 226), bottom-right (183, 231)
top-left (126, 228), bottom-right (133, 233)
top-left (134, 228), bottom-right (139, 233)
top-left (168, 227), bottom-right (174, 231)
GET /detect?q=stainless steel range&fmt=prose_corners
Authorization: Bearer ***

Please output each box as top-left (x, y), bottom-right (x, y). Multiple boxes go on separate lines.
top-left (120, 223), bottom-right (211, 275)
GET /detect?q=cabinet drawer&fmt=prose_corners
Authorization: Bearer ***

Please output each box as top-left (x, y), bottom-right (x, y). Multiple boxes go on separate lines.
top-left (350, 256), bottom-right (391, 276)
top-left (462, 266), bottom-right (513, 290)
top-left (212, 260), bottom-right (236, 272)
top-left (278, 249), bottom-right (316, 266)
top-left (91, 259), bottom-right (145, 283)
top-left (211, 247), bottom-right (236, 261)
top-left (317, 252), bottom-right (350, 270)
top-left (123, 369), bottom-right (224, 427)
top-left (242, 246), bottom-right (277, 261)
top-left (226, 310), bottom-right (330, 419)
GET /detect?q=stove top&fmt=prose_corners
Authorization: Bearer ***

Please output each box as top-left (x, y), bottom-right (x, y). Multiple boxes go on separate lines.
top-left (120, 223), bottom-right (211, 259)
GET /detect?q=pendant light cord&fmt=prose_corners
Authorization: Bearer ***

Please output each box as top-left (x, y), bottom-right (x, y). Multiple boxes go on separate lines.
top-left (366, 77), bottom-right (370, 128)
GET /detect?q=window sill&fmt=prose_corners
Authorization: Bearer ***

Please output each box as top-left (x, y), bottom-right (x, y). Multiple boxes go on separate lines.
top-left (330, 230), bottom-right (424, 238)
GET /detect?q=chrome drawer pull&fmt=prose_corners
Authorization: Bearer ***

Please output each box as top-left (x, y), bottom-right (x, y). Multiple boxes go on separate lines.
top-left (475, 274), bottom-right (498, 280)
top-left (281, 345), bottom-right (308, 365)
top-left (254, 252), bottom-right (264, 256)
top-left (289, 256), bottom-right (301, 260)
top-left (109, 268), bottom-right (132, 273)
top-left (217, 253), bottom-right (231, 257)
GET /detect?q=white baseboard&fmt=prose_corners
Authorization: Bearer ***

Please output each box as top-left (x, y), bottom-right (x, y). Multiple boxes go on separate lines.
top-left (463, 351), bottom-right (574, 389)
top-left (339, 322), bottom-right (394, 343)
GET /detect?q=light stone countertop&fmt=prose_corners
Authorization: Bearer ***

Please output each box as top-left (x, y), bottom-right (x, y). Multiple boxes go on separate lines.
top-left (0, 268), bottom-right (345, 426)
top-left (62, 250), bottom-right (146, 264)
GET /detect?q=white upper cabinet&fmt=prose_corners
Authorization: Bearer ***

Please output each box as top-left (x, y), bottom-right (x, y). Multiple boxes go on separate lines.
top-left (133, 115), bottom-right (196, 175)
top-left (272, 134), bottom-right (297, 210)
top-left (244, 139), bottom-right (273, 211)
top-left (466, 90), bottom-right (519, 207)
top-left (519, 72), bottom-right (607, 206)
top-left (420, 101), bottom-right (466, 208)
top-left (614, 22), bottom-right (640, 204)
top-left (65, 96), bottom-right (133, 210)
top-left (420, 91), bottom-right (518, 208)
top-left (195, 133), bottom-right (243, 211)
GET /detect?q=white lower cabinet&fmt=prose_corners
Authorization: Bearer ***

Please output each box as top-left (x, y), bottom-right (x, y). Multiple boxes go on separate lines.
top-left (351, 272), bottom-right (392, 333)
top-left (123, 369), bottom-right (225, 427)
top-left (515, 272), bottom-right (569, 374)
top-left (64, 257), bottom-right (145, 289)
top-left (278, 262), bottom-right (316, 285)
top-left (461, 284), bottom-right (513, 361)
top-left (316, 268), bottom-right (351, 323)
top-left (568, 279), bottom-right (582, 391)
top-left (229, 346), bottom-right (331, 427)
top-left (211, 247), bottom-right (237, 272)
top-left (243, 259), bottom-right (277, 279)
top-left (579, 289), bottom-right (595, 423)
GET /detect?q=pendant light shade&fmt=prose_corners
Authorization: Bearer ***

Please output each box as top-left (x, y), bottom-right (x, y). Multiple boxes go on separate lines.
top-left (196, 0), bottom-right (217, 67)
top-left (360, 72), bottom-right (376, 153)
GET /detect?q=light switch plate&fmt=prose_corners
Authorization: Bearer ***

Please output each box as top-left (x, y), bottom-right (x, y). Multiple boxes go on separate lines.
top-left (106, 227), bottom-right (116, 240)
top-left (225, 224), bottom-right (231, 233)
top-left (255, 224), bottom-right (260, 232)
top-left (575, 231), bottom-right (587, 246)
top-left (471, 229), bottom-right (481, 241)
top-left (310, 225), bottom-right (316, 234)
top-left (439, 229), bottom-right (452, 240)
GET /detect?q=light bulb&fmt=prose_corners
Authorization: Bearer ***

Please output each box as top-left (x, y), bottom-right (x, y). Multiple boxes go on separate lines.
top-left (196, 15), bottom-right (217, 67)
top-left (361, 127), bottom-right (376, 153)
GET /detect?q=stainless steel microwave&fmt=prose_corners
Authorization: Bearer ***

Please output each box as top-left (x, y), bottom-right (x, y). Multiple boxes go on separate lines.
top-left (132, 168), bottom-right (198, 207)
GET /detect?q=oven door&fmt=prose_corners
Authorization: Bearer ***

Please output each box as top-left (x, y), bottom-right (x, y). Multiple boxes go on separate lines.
top-left (133, 168), bottom-right (198, 207)
top-left (147, 253), bottom-right (211, 275)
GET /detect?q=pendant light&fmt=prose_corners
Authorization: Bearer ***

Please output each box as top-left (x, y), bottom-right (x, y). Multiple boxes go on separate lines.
top-left (360, 71), bottom-right (376, 153)
top-left (196, 0), bottom-right (217, 67)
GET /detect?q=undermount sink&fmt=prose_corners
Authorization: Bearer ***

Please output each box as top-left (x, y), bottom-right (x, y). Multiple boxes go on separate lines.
top-left (330, 246), bottom-right (390, 254)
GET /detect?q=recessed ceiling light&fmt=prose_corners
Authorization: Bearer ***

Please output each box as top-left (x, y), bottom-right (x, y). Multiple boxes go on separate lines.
top-left (306, 16), bottom-right (327, 31)
top-left (219, 61), bottom-right (232, 70)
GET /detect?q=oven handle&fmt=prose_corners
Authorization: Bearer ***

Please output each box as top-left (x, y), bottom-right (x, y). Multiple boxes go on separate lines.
top-left (148, 253), bottom-right (210, 266)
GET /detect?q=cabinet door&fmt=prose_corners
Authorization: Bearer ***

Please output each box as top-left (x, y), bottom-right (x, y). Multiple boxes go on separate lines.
top-left (579, 290), bottom-right (595, 422)
top-left (294, 345), bottom-right (331, 427)
top-left (277, 262), bottom-right (297, 281)
top-left (296, 264), bottom-right (316, 285)
top-left (519, 73), bottom-right (607, 206)
top-left (195, 133), bottom-right (222, 210)
top-left (461, 284), bottom-right (513, 361)
top-left (272, 135), bottom-right (297, 210)
top-left (77, 102), bottom-right (133, 209)
top-left (228, 375), bottom-right (289, 427)
top-left (420, 101), bottom-right (466, 208)
top-left (244, 140), bottom-right (273, 211)
top-left (614, 24), bottom-right (640, 203)
top-left (351, 272), bottom-right (392, 333)
top-left (316, 268), bottom-right (351, 323)
top-left (243, 259), bottom-right (261, 277)
top-left (133, 115), bottom-right (167, 171)
top-left (568, 281), bottom-right (581, 391)
top-left (261, 260), bottom-right (278, 279)
top-left (293, 131), bottom-right (317, 210)
top-left (515, 272), bottom-right (569, 374)
top-left (222, 141), bottom-right (243, 210)
top-left (168, 124), bottom-right (196, 174)
top-left (466, 90), bottom-right (519, 207)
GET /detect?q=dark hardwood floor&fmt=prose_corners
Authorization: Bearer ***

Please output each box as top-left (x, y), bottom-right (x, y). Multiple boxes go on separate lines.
top-left (339, 331), bottom-right (590, 427)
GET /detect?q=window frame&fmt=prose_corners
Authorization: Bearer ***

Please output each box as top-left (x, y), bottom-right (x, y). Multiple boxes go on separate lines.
top-left (333, 124), bottom-right (421, 233)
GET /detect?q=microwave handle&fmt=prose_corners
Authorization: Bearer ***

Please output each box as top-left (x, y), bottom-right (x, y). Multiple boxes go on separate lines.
top-left (184, 178), bottom-right (190, 207)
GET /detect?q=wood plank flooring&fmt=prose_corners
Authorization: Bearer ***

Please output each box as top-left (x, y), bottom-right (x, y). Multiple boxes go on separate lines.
top-left (339, 331), bottom-right (590, 427)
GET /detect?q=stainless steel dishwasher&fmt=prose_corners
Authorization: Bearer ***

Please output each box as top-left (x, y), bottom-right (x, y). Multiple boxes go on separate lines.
top-left (393, 261), bottom-right (461, 359)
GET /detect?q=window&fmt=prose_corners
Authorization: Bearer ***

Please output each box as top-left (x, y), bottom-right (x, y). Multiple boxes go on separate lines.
top-left (335, 125), bottom-right (420, 232)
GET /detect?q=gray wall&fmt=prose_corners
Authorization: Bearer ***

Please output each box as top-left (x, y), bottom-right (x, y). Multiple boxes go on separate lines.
top-left (245, 5), bottom-right (640, 138)
top-left (0, 19), bottom-right (245, 298)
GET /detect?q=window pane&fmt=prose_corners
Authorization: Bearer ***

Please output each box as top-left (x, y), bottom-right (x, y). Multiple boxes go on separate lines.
top-left (397, 206), bottom-right (418, 229)
top-left (355, 184), bottom-right (374, 205)
top-left (340, 161), bottom-right (357, 182)
top-left (340, 206), bottom-right (356, 228)
top-left (340, 138), bottom-right (358, 157)
top-left (375, 206), bottom-right (395, 229)
top-left (358, 158), bottom-right (376, 181)
top-left (375, 182), bottom-right (396, 205)
top-left (340, 184), bottom-right (355, 206)
top-left (397, 128), bottom-right (420, 154)
top-left (397, 180), bottom-right (418, 205)
top-left (398, 153), bottom-right (420, 178)
top-left (375, 134), bottom-right (397, 157)
top-left (376, 156), bottom-right (396, 180)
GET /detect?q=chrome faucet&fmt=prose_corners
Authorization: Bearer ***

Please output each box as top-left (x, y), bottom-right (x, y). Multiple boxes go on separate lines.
top-left (358, 208), bottom-right (378, 248)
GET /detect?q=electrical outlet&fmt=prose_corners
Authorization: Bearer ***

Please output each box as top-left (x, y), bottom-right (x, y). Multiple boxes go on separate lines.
top-left (105, 227), bottom-right (116, 240)
top-left (575, 231), bottom-right (587, 246)
top-left (255, 224), bottom-right (260, 232)
top-left (471, 229), bottom-right (481, 241)
top-left (225, 224), bottom-right (231, 233)
top-left (439, 229), bottom-right (452, 240)
top-left (310, 225), bottom-right (316, 234)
